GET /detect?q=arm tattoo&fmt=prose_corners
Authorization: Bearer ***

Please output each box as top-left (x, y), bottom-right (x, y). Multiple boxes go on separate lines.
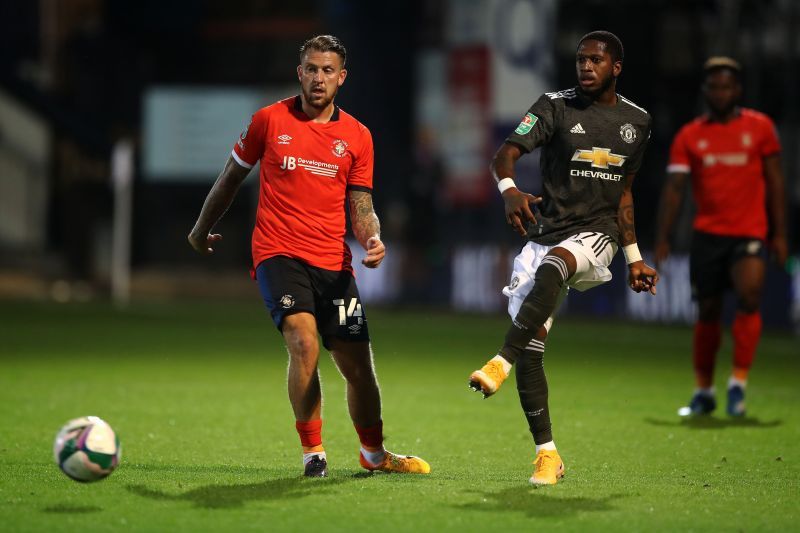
top-left (348, 190), bottom-right (381, 248)
top-left (190, 155), bottom-right (250, 237)
top-left (617, 174), bottom-right (637, 246)
top-left (618, 194), bottom-right (636, 245)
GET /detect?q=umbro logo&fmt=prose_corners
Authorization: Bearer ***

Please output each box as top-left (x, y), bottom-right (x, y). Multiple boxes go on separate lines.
top-left (277, 134), bottom-right (292, 145)
top-left (570, 123), bottom-right (586, 134)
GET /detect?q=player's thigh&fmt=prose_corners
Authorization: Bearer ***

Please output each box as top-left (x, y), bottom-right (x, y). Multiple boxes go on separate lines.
top-left (558, 232), bottom-right (616, 290)
top-left (690, 231), bottom-right (730, 300)
top-left (731, 253), bottom-right (766, 311)
top-left (282, 312), bottom-right (321, 360)
top-left (255, 256), bottom-right (317, 331)
top-left (310, 268), bottom-right (370, 350)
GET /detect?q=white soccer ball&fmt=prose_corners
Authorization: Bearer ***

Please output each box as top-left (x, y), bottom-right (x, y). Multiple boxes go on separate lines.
top-left (53, 416), bottom-right (121, 482)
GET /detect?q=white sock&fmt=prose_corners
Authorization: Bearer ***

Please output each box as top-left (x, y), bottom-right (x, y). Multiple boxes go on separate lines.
top-left (535, 441), bottom-right (557, 453)
top-left (303, 451), bottom-right (326, 466)
top-left (360, 446), bottom-right (386, 465)
top-left (728, 376), bottom-right (747, 389)
top-left (491, 355), bottom-right (513, 374)
top-left (694, 386), bottom-right (715, 396)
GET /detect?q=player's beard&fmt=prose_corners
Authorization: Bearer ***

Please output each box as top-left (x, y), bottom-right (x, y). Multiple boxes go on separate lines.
top-left (707, 100), bottom-right (736, 117)
top-left (303, 84), bottom-right (338, 110)
top-left (580, 72), bottom-right (616, 99)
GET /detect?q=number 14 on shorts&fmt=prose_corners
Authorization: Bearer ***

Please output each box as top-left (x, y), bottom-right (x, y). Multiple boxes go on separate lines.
top-left (333, 298), bottom-right (363, 325)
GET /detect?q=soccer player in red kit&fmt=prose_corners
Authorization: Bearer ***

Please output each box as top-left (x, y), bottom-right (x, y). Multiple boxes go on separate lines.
top-left (188, 35), bottom-right (430, 477)
top-left (655, 57), bottom-right (788, 417)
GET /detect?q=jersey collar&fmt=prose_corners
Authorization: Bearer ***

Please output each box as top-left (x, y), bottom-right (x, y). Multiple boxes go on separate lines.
top-left (294, 95), bottom-right (340, 121)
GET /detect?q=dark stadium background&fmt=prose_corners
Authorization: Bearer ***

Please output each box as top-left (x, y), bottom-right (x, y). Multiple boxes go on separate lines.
top-left (0, 0), bottom-right (797, 329)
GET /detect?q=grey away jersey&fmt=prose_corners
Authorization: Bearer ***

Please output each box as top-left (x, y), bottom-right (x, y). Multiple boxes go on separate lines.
top-left (506, 86), bottom-right (652, 246)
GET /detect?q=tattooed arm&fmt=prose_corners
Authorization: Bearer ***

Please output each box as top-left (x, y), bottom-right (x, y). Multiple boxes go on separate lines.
top-left (348, 189), bottom-right (385, 268)
top-left (188, 155), bottom-right (251, 254)
top-left (618, 172), bottom-right (659, 295)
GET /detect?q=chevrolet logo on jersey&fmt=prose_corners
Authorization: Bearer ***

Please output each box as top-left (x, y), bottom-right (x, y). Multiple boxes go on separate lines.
top-left (570, 147), bottom-right (626, 182)
top-left (571, 147), bottom-right (626, 168)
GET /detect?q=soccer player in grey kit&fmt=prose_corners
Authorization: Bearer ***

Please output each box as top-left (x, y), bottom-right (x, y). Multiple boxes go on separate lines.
top-left (468, 31), bottom-right (659, 484)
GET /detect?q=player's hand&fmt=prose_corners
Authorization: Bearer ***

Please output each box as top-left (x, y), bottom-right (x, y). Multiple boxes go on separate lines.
top-left (362, 236), bottom-right (385, 269)
top-left (503, 188), bottom-right (542, 236)
top-left (188, 232), bottom-right (223, 255)
top-left (769, 235), bottom-right (788, 269)
top-left (653, 240), bottom-right (670, 268)
top-left (628, 260), bottom-right (659, 295)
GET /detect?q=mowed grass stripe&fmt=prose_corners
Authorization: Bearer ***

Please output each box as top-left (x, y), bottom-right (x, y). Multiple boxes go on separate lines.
top-left (0, 300), bottom-right (797, 532)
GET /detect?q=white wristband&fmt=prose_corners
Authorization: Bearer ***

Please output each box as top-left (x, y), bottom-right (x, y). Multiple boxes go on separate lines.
top-left (497, 178), bottom-right (517, 193)
top-left (622, 243), bottom-right (642, 264)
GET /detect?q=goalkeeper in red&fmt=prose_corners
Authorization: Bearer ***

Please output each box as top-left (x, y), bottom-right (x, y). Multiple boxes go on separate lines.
top-left (655, 57), bottom-right (788, 417)
top-left (468, 31), bottom-right (658, 485)
top-left (188, 35), bottom-right (429, 477)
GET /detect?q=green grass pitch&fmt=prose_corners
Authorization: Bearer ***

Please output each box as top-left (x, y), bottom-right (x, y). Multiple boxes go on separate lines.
top-left (1, 299), bottom-right (798, 531)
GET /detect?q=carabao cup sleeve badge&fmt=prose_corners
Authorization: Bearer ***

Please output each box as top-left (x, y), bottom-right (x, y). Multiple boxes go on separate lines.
top-left (514, 113), bottom-right (538, 135)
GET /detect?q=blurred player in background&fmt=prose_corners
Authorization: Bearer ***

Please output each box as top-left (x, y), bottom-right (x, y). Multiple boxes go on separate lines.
top-left (655, 57), bottom-right (788, 417)
top-left (188, 35), bottom-right (429, 477)
top-left (468, 31), bottom-right (658, 484)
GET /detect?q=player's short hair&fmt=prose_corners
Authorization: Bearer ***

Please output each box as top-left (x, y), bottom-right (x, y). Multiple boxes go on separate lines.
top-left (578, 31), bottom-right (624, 63)
top-left (299, 35), bottom-right (347, 67)
top-left (703, 56), bottom-right (741, 81)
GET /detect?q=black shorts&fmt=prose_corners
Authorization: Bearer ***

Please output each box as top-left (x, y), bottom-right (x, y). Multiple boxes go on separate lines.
top-left (255, 256), bottom-right (369, 348)
top-left (690, 231), bottom-right (766, 300)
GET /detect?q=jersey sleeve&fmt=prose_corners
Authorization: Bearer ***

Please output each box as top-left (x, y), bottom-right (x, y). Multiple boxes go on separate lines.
top-left (759, 115), bottom-right (781, 157)
top-left (347, 126), bottom-right (374, 191)
top-left (666, 125), bottom-right (691, 174)
top-left (231, 109), bottom-right (267, 169)
top-left (504, 94), bottom-right (557, 153)
top-left (626, 115), bottom-right (652, 175)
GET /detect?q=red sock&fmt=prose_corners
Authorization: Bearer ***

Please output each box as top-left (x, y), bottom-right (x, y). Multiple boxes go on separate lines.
top-left (732, 311), bottom-right (761, 380)
top-left (355, 421), bottom-right (384, 451)
top-left (295, 419), bottom-right (323, 449)
top-left (693, 321), bottom-right (721, 388)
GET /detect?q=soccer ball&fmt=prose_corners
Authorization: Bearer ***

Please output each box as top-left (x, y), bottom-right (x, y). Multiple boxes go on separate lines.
top-left (53, 416), bottom-right (121, 482)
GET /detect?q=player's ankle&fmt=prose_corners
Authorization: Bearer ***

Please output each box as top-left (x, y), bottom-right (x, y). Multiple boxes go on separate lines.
top-left (303, 449), bottom-right (326, 465)
top-left (360, 446), bottom-right (385, 465)
top-left (535, 441), bottom-right (557, 453)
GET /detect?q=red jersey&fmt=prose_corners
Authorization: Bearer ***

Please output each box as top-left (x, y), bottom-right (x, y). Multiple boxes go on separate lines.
top-left (232, 96), bottom-right (374, 272)
top-left (667, 108), bottom-right (781, 239)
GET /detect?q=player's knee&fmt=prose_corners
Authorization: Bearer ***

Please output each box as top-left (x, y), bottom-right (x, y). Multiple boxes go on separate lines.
top-left (535, 258), bottom-right (568, 289)
top-left (516, 262), bottom-right (566, 329)
top-left (737, 292), bottom-right (760, 314)
top-left (286, 332), bottom-right (319, 359)
top-left (697, 299), bottom-right (722, 322)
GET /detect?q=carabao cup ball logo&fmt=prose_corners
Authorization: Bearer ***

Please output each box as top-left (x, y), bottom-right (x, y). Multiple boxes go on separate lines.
top-left (331, 139), bottom-right (348, 157)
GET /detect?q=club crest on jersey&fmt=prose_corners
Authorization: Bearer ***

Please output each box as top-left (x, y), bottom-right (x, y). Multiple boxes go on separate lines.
top-left (619, 123), bottom-right (637, 144)
top-left (277, 134), bottom-right (292, 145)
top-left (515, 113), bottom-right (538, 135)
top-left (331, 139), bottom-right (348, 157)
top-left (279, 295), bottom-right (295, 309)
